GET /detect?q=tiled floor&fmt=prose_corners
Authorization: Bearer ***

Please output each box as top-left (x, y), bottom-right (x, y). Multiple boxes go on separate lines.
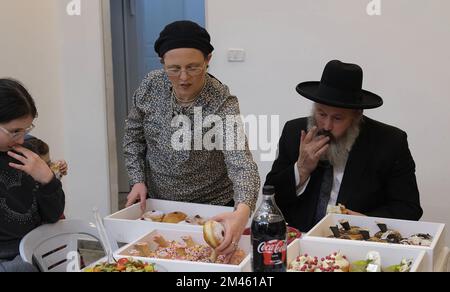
top-left (78, 240), bottom-right (105, 267)
top-left (78, 240), bottom-right (128, 268)
top-left (76, 194), bottom-right (129, 268)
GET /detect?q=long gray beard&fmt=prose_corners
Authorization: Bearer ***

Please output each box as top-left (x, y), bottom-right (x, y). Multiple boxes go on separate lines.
top-left (307, 116), bottom-right (362, 168)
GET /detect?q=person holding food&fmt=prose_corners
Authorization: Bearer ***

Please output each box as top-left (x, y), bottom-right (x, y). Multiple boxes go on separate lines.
top-left (265, 60), bottom-right (422, 232)
top-left (123, 20), bottom-right (260, 256)
top-left (0, 79), bottom-right (65, 272)
top-left (23, 136), bottom-right (68, 180)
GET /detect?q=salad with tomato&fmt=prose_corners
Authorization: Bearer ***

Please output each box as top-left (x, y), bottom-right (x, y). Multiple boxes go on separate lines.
top-left (286, 227), bottom-right (301, 245)
top-left (85, 258), bottom-right (158, 272)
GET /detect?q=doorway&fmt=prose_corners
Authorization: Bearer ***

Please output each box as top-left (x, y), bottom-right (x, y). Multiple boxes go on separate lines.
top-left (109, 0), bottom-right (206, 208)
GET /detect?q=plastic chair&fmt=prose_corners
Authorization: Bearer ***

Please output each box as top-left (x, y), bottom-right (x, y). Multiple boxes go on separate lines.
top-left (19, 219), bottom-right (119, 272)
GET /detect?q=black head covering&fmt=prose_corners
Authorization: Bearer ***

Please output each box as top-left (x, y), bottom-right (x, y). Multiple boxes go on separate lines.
top-left (154, 20), bottom-right (214, 58)
top-left (296, 60), bottom-right (383, 109)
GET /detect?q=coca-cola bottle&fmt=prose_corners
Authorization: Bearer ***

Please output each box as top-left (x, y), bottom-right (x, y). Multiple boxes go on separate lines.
top-left (251, 185), bottom-right (287, 272)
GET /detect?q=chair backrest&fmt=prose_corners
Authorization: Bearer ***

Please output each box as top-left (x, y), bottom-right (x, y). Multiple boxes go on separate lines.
top-left (19, 219), bottom-right (119, 272)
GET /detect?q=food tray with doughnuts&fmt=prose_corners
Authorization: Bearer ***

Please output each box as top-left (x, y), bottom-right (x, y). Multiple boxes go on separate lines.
top-left (114, 228), bottom-right (252, 272)
top-left (104, 198), bottom-right (239, 243)
top-left (287, 238), bottom-right (426, 272)
top-left (305, 214), bottom-right (446, 271)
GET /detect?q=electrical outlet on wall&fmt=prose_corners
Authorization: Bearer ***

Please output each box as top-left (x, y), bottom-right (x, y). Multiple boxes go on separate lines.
top-left (228, 48), bottom-right (246, 62)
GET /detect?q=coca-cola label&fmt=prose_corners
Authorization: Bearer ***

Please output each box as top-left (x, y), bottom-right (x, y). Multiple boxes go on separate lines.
top-left (256, 240), bottom-right (287, 265)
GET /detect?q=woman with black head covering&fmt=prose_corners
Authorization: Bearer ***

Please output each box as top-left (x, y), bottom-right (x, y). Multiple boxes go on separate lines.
top-left (124, 21), bottom-right (260, 256)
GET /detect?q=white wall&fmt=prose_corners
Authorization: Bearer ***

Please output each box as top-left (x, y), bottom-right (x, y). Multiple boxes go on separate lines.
top-left (55, 0), bottom-right (111, 220)
top-left (0, 0), bottom-right (64, 159)
top-left (0, 0), bottom-right (111, 219)
top-left (206, 0), bottom-right (450, 237)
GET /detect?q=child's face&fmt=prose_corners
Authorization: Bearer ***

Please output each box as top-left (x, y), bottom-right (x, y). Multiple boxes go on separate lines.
top-left (41, 153), bottom-right (51, 165)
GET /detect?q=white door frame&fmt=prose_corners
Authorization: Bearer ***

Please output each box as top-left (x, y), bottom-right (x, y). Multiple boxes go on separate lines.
top-left (101, 0), bottom-right (119, 213)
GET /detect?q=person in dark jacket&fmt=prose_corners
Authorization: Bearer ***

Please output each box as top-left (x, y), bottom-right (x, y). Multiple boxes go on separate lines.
top-left (0, 79), bottom-right (65, 272)
top-left (265, 60), bottom-right (422, 232)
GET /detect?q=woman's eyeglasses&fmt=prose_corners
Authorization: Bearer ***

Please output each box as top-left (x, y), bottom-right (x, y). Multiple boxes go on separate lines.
top-left (0, 124), bottom-right (35, 140)
top-left (164, 63), bottom-right (206, 77)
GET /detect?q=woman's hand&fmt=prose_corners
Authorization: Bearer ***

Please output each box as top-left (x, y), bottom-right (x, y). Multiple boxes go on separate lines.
top-left (213, 203), bottom-right (251, 256)
top-left (126, 183), bottom-right (148, 213)
top-left (8, 145), bottom-right (54, 185)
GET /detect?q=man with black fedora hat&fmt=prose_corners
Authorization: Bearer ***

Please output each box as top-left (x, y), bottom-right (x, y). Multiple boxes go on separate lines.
top-left (265, 60), bottom-right (422, 232)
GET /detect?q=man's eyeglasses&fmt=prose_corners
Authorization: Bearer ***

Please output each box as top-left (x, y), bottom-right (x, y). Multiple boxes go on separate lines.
top-left (164, 63), bottom-right (206, 77)
top-left (0, 124), bottom-right (35, 140)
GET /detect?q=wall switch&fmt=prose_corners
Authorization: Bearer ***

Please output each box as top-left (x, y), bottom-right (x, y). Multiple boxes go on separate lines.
top-left (228, 48), bottom-right (246, 62)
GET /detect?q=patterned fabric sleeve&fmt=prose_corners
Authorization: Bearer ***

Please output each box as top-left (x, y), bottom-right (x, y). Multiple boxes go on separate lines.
top-left (217, 96), bottom-right (260, 212)
top-left (123, 74), bottom-right (152, 186)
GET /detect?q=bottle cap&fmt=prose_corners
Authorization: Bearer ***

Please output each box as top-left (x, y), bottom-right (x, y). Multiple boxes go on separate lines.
top-left (263, 185), bottom-right (275, 195)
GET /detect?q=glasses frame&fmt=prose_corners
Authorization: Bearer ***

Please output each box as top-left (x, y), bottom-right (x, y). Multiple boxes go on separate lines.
top-left (0, 124), bottom-right (35, 140)
top-left (164, 62), bottom-right (207, 77)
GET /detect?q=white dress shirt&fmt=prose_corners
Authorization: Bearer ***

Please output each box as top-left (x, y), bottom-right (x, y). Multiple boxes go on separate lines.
top-left (294, 160), bottom-right (347, 207)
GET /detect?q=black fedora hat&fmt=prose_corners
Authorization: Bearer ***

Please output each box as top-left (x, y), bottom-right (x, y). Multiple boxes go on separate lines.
top-left (296, 60), bottom-right (383, 109)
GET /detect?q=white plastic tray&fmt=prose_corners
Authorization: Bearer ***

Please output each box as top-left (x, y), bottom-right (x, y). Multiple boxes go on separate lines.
top-left (305, 214), bottom-right (446, 271)
top-left (115, 228), bottom-right (252, 272)
top-left (287, 238), bottom-right (426, 272)
top-left (105, 198), bottom-right (236, 243)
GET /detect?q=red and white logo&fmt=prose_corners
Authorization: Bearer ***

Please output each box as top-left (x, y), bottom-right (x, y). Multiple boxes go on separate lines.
top-left (257, 240), bottom-right (286, 254)
top-left (257, 240), bottom-right (287, 265)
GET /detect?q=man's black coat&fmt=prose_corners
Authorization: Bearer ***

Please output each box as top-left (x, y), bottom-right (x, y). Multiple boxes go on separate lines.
top-left (265, 116), bottom-right (422, 232)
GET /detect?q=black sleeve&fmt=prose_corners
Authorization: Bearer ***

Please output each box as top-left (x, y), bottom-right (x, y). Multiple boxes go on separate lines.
top-left (264, 122), bottom-right (299, 205)
top-left (35, 176), bottom-right (65, 223)
top-left (365, 132), bottom-right (423, 220)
